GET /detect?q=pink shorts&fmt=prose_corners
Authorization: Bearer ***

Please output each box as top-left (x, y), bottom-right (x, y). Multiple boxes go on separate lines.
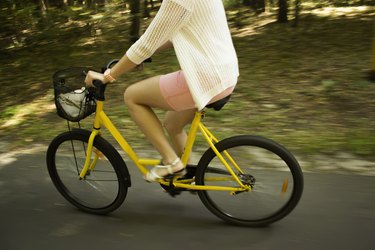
top-left (159, 71), bottom-right (234, 111)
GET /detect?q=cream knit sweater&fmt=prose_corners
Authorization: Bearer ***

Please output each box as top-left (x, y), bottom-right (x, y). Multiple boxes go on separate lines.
top-left (126, 0), bottom-right (239, 110)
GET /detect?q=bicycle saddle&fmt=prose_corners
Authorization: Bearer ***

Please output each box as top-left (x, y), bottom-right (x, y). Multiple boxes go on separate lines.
top-left (205, 95), bottom-right (231, 111)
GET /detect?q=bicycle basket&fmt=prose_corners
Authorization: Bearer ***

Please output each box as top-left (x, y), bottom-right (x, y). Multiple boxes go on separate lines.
top-left (53, 67), bottom-right (96, 122)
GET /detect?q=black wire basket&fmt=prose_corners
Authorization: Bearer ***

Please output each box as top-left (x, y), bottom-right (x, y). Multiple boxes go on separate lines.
top-left (53, 67), bottom-right (96, 122)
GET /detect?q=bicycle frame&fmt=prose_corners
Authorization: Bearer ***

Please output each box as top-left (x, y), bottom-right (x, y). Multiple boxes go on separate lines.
top-left (79, 99), bottom-right (250, 193)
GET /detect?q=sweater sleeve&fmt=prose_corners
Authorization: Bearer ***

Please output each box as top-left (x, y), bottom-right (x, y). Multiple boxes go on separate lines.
top-left (126, 0), bottom-right (193, 65)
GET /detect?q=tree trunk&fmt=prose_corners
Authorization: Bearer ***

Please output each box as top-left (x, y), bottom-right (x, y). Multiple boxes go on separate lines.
top-left (86, 0), bottom-right (95, 9)
top-left (129, 0), bottom-right (141, 43)
top-left (243, 0), bottom-right (252, 6)
top-left (369, 22), bottom-right (375, 82)
top-left (143, 0), bottom-right (150, 18)
top-left (97, 0), bottom-right (106, 8)
top-left (39, 0), bottom-right (48, 15)
top-left (52, 0), bottom-right (65, 9)
top-left (277, 0), bottom-right (288, 23)
top-left (243, 0), bottom-right (265, 13)
top-left (293, 0), bottom-right (300, 27)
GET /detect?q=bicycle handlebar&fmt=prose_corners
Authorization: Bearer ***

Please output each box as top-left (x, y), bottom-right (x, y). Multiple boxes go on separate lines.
top-left (91, 79), bottom-right (106, 101)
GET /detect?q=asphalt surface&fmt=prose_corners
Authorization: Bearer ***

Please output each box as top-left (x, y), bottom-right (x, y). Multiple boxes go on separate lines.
top-left (0, 153), bottom-right (374, 250)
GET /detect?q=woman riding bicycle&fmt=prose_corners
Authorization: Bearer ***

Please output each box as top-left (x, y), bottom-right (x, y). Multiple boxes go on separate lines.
top-left (84, 0), bottom-right (239, 182)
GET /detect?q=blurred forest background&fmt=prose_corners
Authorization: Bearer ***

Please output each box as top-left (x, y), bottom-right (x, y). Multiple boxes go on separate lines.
top-left (0, 0), bottom-right (374, 167)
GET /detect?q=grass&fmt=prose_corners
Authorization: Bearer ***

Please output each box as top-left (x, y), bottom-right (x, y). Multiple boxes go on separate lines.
top-left (0, 5), bottom-right (374, 159)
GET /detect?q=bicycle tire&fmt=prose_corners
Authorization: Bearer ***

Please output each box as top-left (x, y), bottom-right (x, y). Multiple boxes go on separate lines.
top-left (195, 135), bottom-right (304, 227)
top-left (46, 129), bottom-right (130, 215)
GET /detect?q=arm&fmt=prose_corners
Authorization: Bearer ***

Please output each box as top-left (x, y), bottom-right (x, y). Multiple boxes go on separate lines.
top-left (110, 41), bottom-right (173, 78)
top-left (85, 0), bottom-right (190, 86)
top-left (84, 41), bottom-right (173, 86)
top-left (105, 54), bottom-right (137, 80)
top-left (126, 0), bottom-right (192, 64)
top-left (84, 54), bottom-right (137, 86)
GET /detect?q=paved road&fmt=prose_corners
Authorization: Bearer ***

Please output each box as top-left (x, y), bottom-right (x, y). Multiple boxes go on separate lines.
top-left (0, 153), bottom-right (374, 250)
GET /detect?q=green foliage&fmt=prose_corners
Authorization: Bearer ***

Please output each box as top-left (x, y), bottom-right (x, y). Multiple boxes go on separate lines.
top-left (0, 1), bottom-right (374, 157)
top-left (0, 106), bottom-right (21, 119)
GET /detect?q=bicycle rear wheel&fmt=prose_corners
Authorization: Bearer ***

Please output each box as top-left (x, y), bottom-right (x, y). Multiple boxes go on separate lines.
top-left (46, 129), bottom-right (130, 215)
top-left (195, 135), bottom-right (303, 227)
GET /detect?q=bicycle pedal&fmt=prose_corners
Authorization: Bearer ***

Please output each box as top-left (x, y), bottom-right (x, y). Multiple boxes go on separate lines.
top-left (160, 185), bottom-right (185, 197)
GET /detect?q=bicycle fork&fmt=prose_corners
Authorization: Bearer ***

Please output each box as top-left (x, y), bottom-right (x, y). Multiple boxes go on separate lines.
top-left (79, 130), bottom-right (100, 180)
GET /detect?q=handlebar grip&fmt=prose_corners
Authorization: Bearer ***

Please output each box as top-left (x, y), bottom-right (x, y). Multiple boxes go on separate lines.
top-left (92, 80), bottom-right (107, 101)
top-left (93, 79), bottom-right (104, 88)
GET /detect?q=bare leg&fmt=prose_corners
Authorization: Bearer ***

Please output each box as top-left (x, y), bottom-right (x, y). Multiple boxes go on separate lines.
top-left (163, 110), bottom-right (195, 159)
top-left (124, 76), bottom-right (184, 177)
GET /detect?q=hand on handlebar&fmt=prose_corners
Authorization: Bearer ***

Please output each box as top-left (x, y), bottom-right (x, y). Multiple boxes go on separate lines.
top-left (84, 70), bottom-right (107, 88)
top-left (84, 57), bottom-right (151, 88)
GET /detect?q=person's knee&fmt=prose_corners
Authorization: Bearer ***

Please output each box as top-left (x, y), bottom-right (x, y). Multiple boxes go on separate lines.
top-left (124, 86), bottom-right (135, 107)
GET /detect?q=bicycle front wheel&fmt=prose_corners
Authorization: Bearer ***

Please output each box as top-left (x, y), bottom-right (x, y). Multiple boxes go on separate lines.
top-left (195, 135), bottom-right (304, 227)
top-left (46, 129), bottom-right (130, 215)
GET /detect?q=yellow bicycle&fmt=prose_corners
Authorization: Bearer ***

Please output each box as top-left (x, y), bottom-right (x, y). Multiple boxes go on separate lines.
top-left (46, 61), bottom-right (304, 227)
